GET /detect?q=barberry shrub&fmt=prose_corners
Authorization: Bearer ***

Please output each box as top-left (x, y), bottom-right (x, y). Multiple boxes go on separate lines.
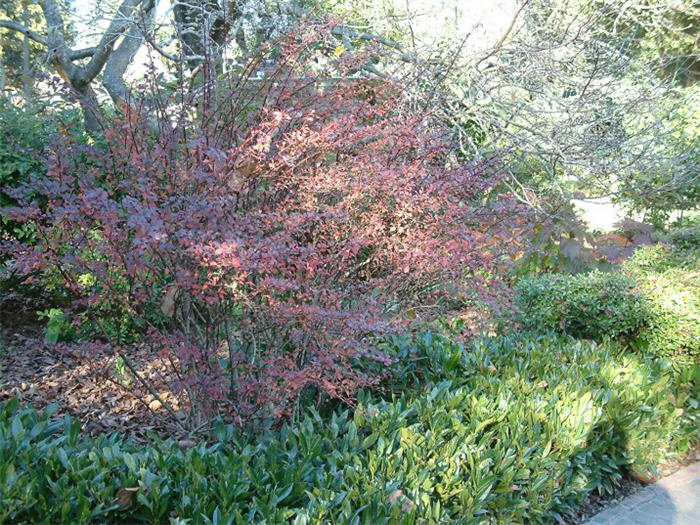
top-left (4, 22), bottom-right (531, 431)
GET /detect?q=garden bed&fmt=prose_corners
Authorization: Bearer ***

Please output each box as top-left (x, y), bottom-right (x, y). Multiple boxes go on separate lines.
top-left (2, 331), bottom-right (697, 523)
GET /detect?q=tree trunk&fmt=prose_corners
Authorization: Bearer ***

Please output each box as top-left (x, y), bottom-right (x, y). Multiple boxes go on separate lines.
top-left (75, 84), bottom-right (105, 133)
top-left (22, 7), bottom-right (32, 104)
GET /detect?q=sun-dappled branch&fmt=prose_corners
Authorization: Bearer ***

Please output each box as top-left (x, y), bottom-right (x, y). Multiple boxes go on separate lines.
top-left (74, 0), bottom-right (150, 87)
top-left (0, 0), bottom-right (157, 130)
top-left (0, 19), bottom-right (47, 46)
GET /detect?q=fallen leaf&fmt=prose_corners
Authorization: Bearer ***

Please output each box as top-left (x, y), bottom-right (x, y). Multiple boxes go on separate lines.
top-left (178, 439), bottom-right (195, 450)
top-left (401, 498), bottom-right (416, 512)
top-left (113, 487), bottom-right (139, 511)
top-left (388, 489), bottom-right (415, 512)
top-left (388, 489), bottom-right (403, 504)
top-left (160, 285), bottom-right (178, 317)
top-left (629, 469), bottom-right (657, 484)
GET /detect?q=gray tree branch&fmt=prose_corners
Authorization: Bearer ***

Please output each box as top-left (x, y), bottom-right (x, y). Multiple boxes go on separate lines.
top-left (75, 0), bottom-right (147, 87)
top-left (0, 19), bottom-right (47, 45)
top-left (103, 2), bottom-right (156, 105)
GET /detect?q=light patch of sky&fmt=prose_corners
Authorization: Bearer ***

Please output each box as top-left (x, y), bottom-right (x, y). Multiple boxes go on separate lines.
top-left (369, 0), bottom-right (519, 57)
top-left (68, 0), bottom-right (517, 79)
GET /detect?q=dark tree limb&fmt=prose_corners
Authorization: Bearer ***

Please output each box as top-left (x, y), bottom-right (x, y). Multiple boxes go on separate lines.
top-left (0, 19), bottom-right (47, 45)
top-left (68, 47), bottom-right (98, 60)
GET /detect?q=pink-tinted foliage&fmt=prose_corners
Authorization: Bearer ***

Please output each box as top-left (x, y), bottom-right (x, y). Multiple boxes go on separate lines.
top-left (5, 22), bottom-right (532, 429)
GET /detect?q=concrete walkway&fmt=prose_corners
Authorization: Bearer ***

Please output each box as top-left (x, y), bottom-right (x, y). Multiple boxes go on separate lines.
top-left (585, 462), bottom-right (700, 525)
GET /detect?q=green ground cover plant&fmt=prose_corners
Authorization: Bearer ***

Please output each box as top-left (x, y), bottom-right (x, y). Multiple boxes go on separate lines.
top-left (513, 271), bottom-right (650, 342)
top-left (2, 331), bottom-right (697, 524)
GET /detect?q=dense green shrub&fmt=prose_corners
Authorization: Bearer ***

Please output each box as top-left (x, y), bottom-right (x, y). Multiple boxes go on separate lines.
top-left (0, 105), bottom-right (44, 242)
top-left (0, 101), bottom-right (81, 243)
top-left (669, 226), bottom-right (700, 252)
top-left (667, 215), bottom-right (700, 252)
top-left (513, 271), bottom-right (650, 341)
top-left (0, 104), bottom-right (46, 196)
top-left (2, 333), bottom-right (697, 524)
top-left (622, 245), bottom-right (699, 358)
top-left (514, 245), bottom-right (699, 359)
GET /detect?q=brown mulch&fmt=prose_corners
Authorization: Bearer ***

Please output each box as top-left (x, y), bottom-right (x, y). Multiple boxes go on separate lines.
top-left (564, 476), bottom-right (644, 524)
top-left (0, 288), bottom-right (181, 443)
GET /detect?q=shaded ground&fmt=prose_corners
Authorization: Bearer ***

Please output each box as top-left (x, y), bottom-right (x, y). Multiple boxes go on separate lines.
top-left (567, 448), bottom-right (700, 524)
top-left (0, 288), bottom-right (178, 443)
top-left (584, 462), bottom-right (700, 525)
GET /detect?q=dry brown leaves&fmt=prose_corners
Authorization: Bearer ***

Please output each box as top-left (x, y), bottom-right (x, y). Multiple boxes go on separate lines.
top-left (0, 294), bottom-right (181, 442)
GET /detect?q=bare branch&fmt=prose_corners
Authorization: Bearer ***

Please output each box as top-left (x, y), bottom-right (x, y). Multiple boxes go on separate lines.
top-left (0, 19), bottom-right (47, 45)
top-left (39, 0), bottom-right (77, 81)
top-left (68, 47), bottom-right (98, 60)
top-left (475, 0), bottom-right (531, 70)
top-left (103, 2), bottom-right (156, 105)
top-left (75, 0), bottom-right (147, 87)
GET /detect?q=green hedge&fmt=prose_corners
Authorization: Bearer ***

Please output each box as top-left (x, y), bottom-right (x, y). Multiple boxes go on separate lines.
top-left (513, 271), bottom-right (650, 342)
top-left (0, 103), bottom-right (49, 243)
top-left (2, 333), bottom-right (697, 524)
top-left (668, 215), bottom-right (700, 251)
top-left (622, 245), bottom-right (699, 358)
top-left (669, 226), bottom-right (700, 252)
top-left (514, 245), bottom-right (699, 359)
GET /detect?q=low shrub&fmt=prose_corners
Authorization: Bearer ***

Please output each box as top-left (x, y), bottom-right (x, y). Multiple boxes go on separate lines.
top-left (669, 225), bottom-right (700, 252)
top-left (514, 245), bottom-right (699, 359)
top-left (666, 214), bottom-right (700, 253)
top-left (622, 245), bottom-right (699, 358)
top-left (2, 333), bottom-right (697, 523)
top-left (513, 271), bottom-right (650, 341)
top-left (36, 308), bottom-right (75, 344)
top-left (4, 23), bottom-right (531, 430)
